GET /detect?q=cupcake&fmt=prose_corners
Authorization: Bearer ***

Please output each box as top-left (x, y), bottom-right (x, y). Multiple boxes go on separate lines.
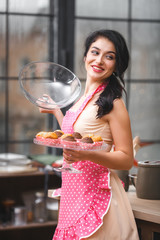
top-left (36, 131), bottom-right (48, 138)
top-left (61, 134), bottom-right (79, 149)
top-left (91, 135), bottom-right (103, 149)
top-left (83, 134), bottom-right (94, 138)
top-left (36, 131), bottom-right (59, 145)
top-left (72, 132), bottom-right (82, 140)
top-left (79, 137), bottom-right (94, 150)
top-left (54, 129), bottom-right (64, 138)
top-left (81, 137), bottom-right (94, 144)
top-left (44, 132), bottom-right (58, 139)
top-left (61, 133), bottom-right (73, 140)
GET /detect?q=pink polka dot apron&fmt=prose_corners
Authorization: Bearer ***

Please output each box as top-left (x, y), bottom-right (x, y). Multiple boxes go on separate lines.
top-left (53, 82), bottom-right (112, 240)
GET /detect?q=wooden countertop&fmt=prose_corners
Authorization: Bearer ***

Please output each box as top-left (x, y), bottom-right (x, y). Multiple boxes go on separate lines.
top-left (127, 186), bottom-right (160, 224)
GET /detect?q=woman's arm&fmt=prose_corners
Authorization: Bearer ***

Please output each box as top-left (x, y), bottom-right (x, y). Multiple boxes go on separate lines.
top-left (63, 99), bottom-right (133, 170)
top-left (39, 107), bottom-right (64, 128)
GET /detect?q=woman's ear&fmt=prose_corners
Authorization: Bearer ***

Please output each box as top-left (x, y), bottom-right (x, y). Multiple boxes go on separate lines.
top-left (84, 56), bottom-right (86, 62)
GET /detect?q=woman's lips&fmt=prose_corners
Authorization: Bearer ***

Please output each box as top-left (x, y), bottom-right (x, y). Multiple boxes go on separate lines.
top-left (92, 65), bottom-right (104, 73)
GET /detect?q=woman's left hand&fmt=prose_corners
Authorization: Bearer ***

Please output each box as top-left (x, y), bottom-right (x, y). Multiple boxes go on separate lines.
top-left (63, 149), bottom-right (89, 164)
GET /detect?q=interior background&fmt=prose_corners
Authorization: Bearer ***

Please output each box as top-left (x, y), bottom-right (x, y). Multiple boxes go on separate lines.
top-left (0, 0), bottom-right (160, 168)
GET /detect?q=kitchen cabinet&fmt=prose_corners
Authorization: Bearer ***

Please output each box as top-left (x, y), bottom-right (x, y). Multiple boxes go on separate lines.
top-left (0, 169), bottom-right (61, 240)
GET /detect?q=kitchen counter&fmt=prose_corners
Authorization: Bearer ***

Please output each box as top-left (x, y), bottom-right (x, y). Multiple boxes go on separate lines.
top-left (127, 186), bottom-right (160, 240)
top-left (127, 186), bottom-right (160, 224)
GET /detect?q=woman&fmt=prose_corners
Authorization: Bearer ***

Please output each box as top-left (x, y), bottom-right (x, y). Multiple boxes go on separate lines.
top-left (40, 30), bottom-right (139, 240)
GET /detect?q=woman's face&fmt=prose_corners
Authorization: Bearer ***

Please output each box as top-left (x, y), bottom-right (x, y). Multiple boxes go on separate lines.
top-left (84, 37), bottom-right (116, 82)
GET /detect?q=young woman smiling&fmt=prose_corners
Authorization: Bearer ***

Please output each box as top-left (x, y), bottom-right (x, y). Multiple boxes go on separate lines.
top-left (40, 30), bottom-right (139, 240)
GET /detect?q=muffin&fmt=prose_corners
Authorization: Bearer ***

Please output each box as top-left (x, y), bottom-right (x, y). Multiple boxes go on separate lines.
top-left (61, 133), bottom-right (73, 140)
top-left (80, 137), bottom-right (94, 144)
top-left (36, 131), bottom-right (60, 145)
top-left (91, 135), bottom-right (103, 142)
top-left (36, 131), bottom-right (48, 138)
top-left (54, 129), bottom-right (64, 138)
top-left (79, 137), bottom-right (94, 150)
top-left (45, 132), bottom-right (58, 139)
top-left (91, 135), bottom-right (103, 149)
top-left (72, 132), bottom-right (82, 140)
top-left (83, 134), bottom-right (94, 138)
top-left (61, 134), bottom-right (79, 149)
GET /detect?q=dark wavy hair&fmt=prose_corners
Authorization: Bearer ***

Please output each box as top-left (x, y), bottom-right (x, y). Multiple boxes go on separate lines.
top-left (84, 29), bottom-right (129, 118)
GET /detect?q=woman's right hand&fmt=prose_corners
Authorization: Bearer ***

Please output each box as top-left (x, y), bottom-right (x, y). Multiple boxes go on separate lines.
top-left (37, 94), bottom-right (64, 127)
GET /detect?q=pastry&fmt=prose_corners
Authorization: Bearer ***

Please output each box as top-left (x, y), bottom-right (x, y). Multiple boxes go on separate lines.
top-left (83, 134), bottom-right (94, 138)
top-left (80, 137), bottom-right (94, 143)
top-left (36, 131), bottom-right (60, 145)
top-left (91, 135), bottom-right (103, 142)
top-left (72, 132), bottom-right (82, 139)
top-left (79, 137), bottom-right (94, 150)
top-left (61, 133), bottom-right (73, 139)
top-left (61, 134), bottom-right (79, 149)
top-left (44, 132), bottom-right (58, 139)
top-left (36, 131), bottom-right (48, 138)
top-left (54, 130), bottom-right (64, 138)
top-left (91, 135), bottom-right (103, 148)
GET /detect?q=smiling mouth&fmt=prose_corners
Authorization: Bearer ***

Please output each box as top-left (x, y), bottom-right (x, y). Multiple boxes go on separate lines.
top-left (92, 65), bottom-right (104, 72)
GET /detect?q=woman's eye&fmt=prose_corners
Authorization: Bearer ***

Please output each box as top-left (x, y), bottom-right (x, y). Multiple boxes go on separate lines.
top-left (91, 50), bottom-right (99, 55)
top-left (106, 55), bottom-right (114, 60)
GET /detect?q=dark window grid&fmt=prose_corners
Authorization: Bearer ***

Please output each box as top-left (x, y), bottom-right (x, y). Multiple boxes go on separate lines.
top-left (0, 11), bottom-right (55, 17)
top-left (1, 4), bottom-right (55, 152)
top-left (74, 16), bottom-right (160, 23)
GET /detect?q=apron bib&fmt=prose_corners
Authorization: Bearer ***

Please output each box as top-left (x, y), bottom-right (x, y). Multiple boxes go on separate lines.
top-left (53, 82), bottom-right (112, 240)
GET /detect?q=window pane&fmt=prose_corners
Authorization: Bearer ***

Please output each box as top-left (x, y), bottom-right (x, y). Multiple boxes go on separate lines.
top-left (0, 80), bottom-right (5, 142)
top-left (9, 0), bottom-right (50, 14)
top-left (8, 80), bottom-right (48, 142)
top-left (9, 15), bottom-right (49, 77)
top-left (131, 23), bottom-right (160, 80)
top-left (0, 0), bottom-right (6, 11)
top-left (0, 15), bottom-right (6, 77)
top-left (0, 144), bottom-right (5, 153)
top-left (75, 0), bottom-right (128, 18)
top-left (132, 0), bottom-right (160, 19)
top-left (129, 83), bottom-right (160, 140)
top-left (74, 19), bottom-right (128, 79)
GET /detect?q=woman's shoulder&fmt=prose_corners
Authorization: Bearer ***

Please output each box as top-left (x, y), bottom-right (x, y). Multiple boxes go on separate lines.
top-left (113, 97), bottom-right (125, 106)
top-left (112, 97), bottom-right (128, 112)
top-left (104, 98), bottom-right (129, 121)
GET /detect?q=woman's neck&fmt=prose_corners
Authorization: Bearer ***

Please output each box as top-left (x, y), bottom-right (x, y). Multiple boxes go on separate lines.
top-left (84, 81), bottom-right (104, 97)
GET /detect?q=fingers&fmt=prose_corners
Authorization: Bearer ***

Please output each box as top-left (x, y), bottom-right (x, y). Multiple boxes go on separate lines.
top-left (63, 149), bottom-right (87, 163)
top-left (63, 149), bottom-right (78, 164)
top-left (63, 152), bottom-right (75, 164)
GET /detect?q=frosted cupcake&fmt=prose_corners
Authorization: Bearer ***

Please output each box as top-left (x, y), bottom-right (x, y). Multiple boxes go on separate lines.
top-left (61, 134), bottom-right (79, 149)
top-left (36, 131), bottom-right (60, 145)
top-left (91, 135), bottom-right (103, 149)
top-left (72, 132), bottom-right (82, 140)
top-left (54, 129), bottom-right (64, 138)
top-left (79, 137), bottom-right (94, 150)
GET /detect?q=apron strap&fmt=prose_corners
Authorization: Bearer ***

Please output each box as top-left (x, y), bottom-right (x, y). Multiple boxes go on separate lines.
top-left (72, 81), bottom-right (108, 127)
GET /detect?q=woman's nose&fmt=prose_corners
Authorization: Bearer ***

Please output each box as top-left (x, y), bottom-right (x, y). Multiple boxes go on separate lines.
top-left (96, 54), bottom-right (103, 64)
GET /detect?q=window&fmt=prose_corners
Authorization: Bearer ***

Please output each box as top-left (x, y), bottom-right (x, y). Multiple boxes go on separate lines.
top-left (74, 0), bottom-right (160, 162)
top-left (0, 0), bottom-right (75, 155)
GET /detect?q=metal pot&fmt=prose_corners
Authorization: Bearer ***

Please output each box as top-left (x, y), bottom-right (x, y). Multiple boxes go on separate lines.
top-left (130, 160), bottom-right (160, 200)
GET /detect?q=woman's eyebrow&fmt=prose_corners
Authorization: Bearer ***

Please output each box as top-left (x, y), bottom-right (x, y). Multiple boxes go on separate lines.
top-left (91, 46), bottom-right (116, 55)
